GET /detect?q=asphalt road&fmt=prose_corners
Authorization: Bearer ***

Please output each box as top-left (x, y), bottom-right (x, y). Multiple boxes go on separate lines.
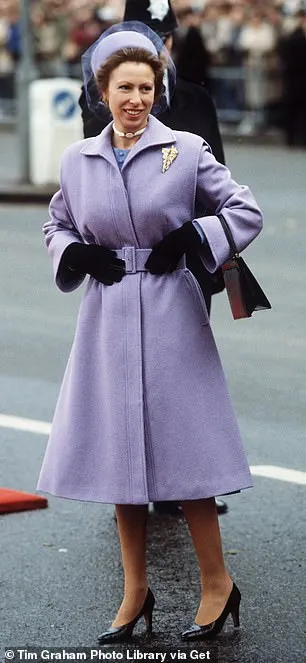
top-left (0, 144), bottom-right (305, 663)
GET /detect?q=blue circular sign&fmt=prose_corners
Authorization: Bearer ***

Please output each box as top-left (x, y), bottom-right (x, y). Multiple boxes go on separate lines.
top-left (52, 90), bottom-right (77, 120)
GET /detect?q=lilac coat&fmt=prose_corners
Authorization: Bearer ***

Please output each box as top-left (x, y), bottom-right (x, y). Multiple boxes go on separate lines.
top-left (37, 115), bottom-right (263, 504)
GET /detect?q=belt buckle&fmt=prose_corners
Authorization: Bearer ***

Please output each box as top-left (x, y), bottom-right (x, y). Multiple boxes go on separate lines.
top-left (122, 246), bottom-right (136, 274)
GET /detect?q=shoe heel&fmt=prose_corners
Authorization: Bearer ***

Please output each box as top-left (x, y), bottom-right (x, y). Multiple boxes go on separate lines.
top-left (231, 607), bottom-right (240, 627)
top-left (143, 590), bottom-right (155, 634)
top-left (144, 609), bottom-right (153, 634)
top-left (229, 583), bottom-right (241, 628)
top-left (231, 589), bottom-right (241, 627)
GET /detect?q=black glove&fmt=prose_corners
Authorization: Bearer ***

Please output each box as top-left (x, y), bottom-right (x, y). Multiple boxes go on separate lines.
top-left (62, 243), bottom-right (125, 285)
top-left (145, 222), bottom-right (202, 275)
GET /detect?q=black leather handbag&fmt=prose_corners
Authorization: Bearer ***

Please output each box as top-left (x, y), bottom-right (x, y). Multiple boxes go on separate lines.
top-left (218, 213), bottom-right (272, 319)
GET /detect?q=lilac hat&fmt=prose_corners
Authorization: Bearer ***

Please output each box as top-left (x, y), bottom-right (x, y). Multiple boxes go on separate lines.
top-left (91, 30), bottom-right (158, 76)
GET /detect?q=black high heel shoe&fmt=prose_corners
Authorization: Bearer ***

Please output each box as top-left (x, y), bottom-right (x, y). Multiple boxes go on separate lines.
top-left (98, 588), bottom-right (155, 644)
top-left (181, 583), bottom-right (241, 641)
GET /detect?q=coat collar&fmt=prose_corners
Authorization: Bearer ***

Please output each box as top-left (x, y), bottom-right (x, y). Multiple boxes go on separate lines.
top-left (79, 115), bottom-right (177, 168)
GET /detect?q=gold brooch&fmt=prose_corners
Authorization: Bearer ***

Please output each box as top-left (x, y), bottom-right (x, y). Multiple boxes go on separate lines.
top-left (162, 145), bottom-right (178, 173)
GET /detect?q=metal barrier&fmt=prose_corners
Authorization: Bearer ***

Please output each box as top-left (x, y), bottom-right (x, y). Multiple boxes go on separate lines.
top-left (209, 65), bottom-right (248, 124)
top-left (209, 62), bottom-right (282, 134)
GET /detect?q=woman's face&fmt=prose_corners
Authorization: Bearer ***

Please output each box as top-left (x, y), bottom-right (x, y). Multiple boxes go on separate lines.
top-left (105, 61), bottom-right (155, 133)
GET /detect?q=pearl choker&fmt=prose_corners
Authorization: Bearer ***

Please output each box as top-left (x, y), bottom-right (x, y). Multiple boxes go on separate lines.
top-left (113, 122), bottom-right (147, 139)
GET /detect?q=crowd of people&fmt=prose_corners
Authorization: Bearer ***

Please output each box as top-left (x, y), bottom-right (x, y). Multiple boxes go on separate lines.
top-left (1, 0), bottom-right (306, 143)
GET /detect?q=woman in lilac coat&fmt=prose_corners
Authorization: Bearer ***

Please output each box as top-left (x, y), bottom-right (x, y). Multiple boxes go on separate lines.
top-left (37, 23), bottom-right (263, 644)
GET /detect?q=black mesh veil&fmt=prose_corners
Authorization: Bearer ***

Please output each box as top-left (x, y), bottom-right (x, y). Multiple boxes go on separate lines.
top-left (81, 20), bottom-right (176, 118)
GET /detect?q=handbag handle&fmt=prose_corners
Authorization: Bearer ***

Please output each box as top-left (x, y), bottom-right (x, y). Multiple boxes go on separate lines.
top-left (217, 213), bottom-right (239, 258)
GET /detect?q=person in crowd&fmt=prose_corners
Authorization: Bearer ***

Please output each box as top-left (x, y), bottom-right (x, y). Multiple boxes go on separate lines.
top-left (5, 0), bottom-right (20, 63)
top-left (199, 0), bottom-right (225, 66)
top-left (37, 20), bottom-right (263, 643)
top-left (31, 0), bottom-right (68, 78)
top-left (210, 2), bottom-right (246, 117)
top-left (63, 6), bottom-right (106, 79)
top-left (174, 6), bottom-right (211, 88)
top-left (79, 0), bottom-right (228, 517)
top-left (0, 0), bottom-right (19, 118)
top-left (278, 7), bottom-right (306, 146)
top-left (237, 8), bottom-right (277, 133)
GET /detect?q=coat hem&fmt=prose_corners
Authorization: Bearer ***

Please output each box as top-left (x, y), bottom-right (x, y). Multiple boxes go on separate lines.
top-left (36, 480), bottom-right (252, 505)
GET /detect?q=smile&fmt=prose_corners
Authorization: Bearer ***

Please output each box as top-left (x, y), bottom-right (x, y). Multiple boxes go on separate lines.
top-left (124, 109), bottom-right (143, 115)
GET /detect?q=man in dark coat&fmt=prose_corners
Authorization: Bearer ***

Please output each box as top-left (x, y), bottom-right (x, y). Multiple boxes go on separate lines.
top-left (78, 0), bottom-right (227, 515)
top-left (278, 9), bottom-right (306, 147)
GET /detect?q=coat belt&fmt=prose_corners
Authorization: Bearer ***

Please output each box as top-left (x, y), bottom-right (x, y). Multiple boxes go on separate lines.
top-left (114, 246), bottom-right (186, 274)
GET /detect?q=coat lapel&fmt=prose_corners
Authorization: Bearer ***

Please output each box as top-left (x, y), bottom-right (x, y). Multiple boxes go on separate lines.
top-left (122, 115), bottom-right (177, 169)
top-left (79, 122), bottom-right (117, 168)
top-left (79, 115), bottom-right (177, 170)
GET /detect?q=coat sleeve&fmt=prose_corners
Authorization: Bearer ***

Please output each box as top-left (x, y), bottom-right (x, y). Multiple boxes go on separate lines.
top-left (43, 188), bottom-right (86, 293)
top-left (194, 142), bottom-right (263, 272)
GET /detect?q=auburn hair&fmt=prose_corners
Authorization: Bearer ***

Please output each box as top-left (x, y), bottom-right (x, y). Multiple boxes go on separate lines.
top-left (95, 47), bottom-right (166, 102)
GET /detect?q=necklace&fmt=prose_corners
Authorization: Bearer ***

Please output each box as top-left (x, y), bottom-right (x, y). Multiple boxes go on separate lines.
top-left (113, 122), bottom-right (147, 139)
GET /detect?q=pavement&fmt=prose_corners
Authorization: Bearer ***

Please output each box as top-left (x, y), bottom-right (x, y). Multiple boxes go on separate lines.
top-left (1, 136), bottom-right (305, 663)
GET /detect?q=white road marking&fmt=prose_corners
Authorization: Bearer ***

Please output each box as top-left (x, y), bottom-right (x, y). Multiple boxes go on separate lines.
top-left (0, 413), bottom-right (51, 435)
top-left (0, 414), bottom-right (305, 485)
top-left (250, 465), bottom-right (306, 485)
